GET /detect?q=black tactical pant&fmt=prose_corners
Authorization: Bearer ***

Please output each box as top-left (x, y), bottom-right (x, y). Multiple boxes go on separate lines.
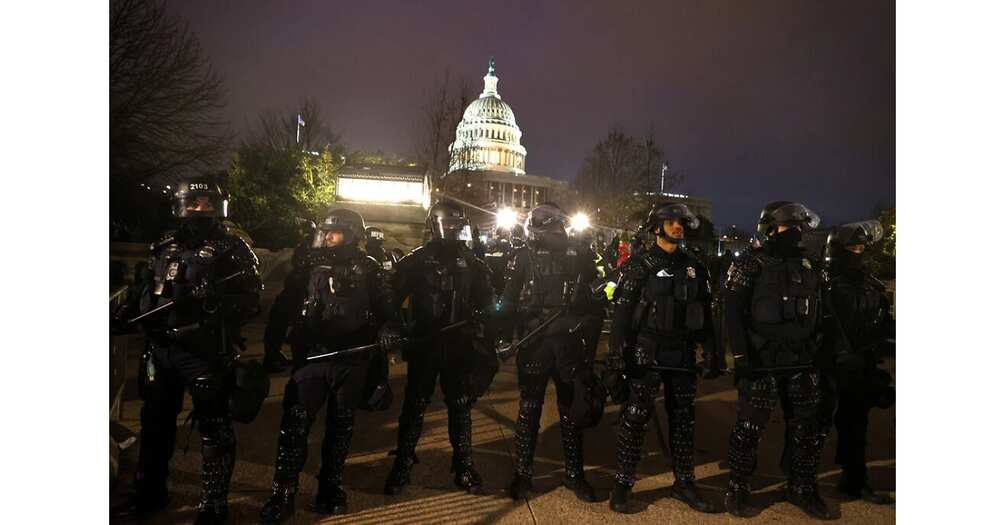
top-left (512, 328), bottom-right (588, 479)
top-left (615, 370), bottom-right (698, 487)
top-left (268, 353), bottom-right (370, 495)
top-left (727, 370), bottom-right (823, 497)
top-left (136, 343), bottom-right (234, 512)
top-left (392, 333), bottom-right (482, 470)
top-left (825, 366), bottom-right (883, 490)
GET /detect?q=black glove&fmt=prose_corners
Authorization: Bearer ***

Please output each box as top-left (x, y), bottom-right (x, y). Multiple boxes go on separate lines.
top-left (378, 322), bottom-right (403, 362)
top-left (602, 368), bottom-right (629, 404)
top-left (496, 339), bottom-right (515, 362)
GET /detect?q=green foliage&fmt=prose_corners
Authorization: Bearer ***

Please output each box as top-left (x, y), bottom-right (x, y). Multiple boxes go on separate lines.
top-left (228, 145), bottom-right (344, 249)
top-left (864, 207), bottom-right (896, 280)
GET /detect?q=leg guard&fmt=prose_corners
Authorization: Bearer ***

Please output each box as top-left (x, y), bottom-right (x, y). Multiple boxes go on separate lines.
top-left (512, 388), bottom-right (545, 477)
top-left (384, 396), bottom-right (428, 494)
top-left (318, 407), bottom-right (354, 488)
top-left (613, 378), bottom-right (656, 488)
top-left (196, 416), bottom-right (236, 518)
top-left (315, 407), bottom-right (352, 515)
top-left (786, 372), bottom-right (823, 495)
top-left (666, 378), bottom-right (697, 483)
top-left (558, 410), bottom-right (597, 502)
top-left (447, 398), bottom-right (482, 493)
top-left (259, 404), bottom-right (310, 524)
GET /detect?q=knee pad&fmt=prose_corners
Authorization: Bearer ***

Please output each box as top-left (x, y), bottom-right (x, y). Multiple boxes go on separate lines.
top-left (622, 401), bottom-right (651, 427)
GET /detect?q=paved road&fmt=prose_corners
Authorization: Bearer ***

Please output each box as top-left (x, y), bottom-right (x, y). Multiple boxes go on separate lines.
top-left (111, 285), bottom-right (895, 524)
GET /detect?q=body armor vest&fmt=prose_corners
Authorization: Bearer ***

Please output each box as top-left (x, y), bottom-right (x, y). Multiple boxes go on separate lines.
top-left (144, 238), bottom-right (229, 329)
top-left (522, 247), bottom-right (578, 311)
top-left (635, 252), bottom-right (705, 337)
top-left (300, 252), bottom-right (373, 339)
top-left (749, 256), bottom-right (822, 351)
top-left (412, 250), bottom-right (474, 328)
top-left (829, 273), bottom-right (885, 351)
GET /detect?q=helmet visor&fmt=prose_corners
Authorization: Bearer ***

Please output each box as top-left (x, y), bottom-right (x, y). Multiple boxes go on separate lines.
top-left (433, 217), bottom-right (472, 241)
top-left (174, 193), bottom-right (228, 219)
top-left (836, 219), bottom-right (884, 246)
top-left (653, 204), bottom-right (700, 231)
top-left (769, 203), bottom-right (820, 230)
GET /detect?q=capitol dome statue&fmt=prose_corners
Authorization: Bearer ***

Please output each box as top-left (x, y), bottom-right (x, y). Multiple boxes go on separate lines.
top-left (448, 58), bottom-right (527, 175)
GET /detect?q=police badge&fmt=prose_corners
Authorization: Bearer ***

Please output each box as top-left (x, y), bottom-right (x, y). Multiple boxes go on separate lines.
top-left (802, 258), bottom-right (812, 270)
top-left (687, 266), bottom-right (696, 279)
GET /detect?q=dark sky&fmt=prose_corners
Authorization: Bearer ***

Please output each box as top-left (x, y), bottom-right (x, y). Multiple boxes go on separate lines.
top-left (166, 0), bottom-right (894, 229)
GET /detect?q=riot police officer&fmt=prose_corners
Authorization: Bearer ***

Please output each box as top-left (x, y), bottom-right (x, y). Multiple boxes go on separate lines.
top-left (722, 201), bottom-right (833, 520)
top-left (500, 202), bottom-right (604, 502)
top-left (822, 220), bottom-right (894, 504)
top-left (259, 209), bottom-right (399, 522)
top-left (383, 200), bottom-right (499, 495)
top-left (364, 225), bottom-right (396, 272)
top-left (605, 203), bottom-right (720, 513)
top-left (113, 179), bottom-right (262, 524)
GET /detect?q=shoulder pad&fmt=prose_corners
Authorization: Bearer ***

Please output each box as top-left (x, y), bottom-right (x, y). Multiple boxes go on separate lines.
top-left (725, 256), bottom-right (761, 291)
top-left (223, 235), bottom-right (260, 268)
top-left (620, 256), bottom-right (650, 281)
top-left (865, 273), bottom-right (886, 291)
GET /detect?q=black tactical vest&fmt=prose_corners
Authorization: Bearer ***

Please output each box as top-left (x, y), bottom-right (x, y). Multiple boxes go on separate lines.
top-left (829, 273), bottom-right (885, 350)
top-left (636, 252), bottom-right (705, 336)
top-left (522, 246), bottom-right (579, 311)
top-left (412, 250), bottom-right (475, 328)
top-left (749, 255), bottom-right (822, 348)
top-left (144, 238), bottom-right (231, 329)
top-left (300, 254), bottom-right (374, 339)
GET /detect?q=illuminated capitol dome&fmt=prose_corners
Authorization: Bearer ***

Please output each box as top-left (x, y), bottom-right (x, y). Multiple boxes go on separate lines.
top-left (448, 58), bottom-right (526, 175)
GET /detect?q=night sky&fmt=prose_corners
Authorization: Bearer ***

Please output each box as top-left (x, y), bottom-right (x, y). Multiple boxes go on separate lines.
top-left (165, 0), bottom-right (894, 230)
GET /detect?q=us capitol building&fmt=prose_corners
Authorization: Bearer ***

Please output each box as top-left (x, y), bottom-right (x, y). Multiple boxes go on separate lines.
top-left (333, 58), bottom-right (709, 247)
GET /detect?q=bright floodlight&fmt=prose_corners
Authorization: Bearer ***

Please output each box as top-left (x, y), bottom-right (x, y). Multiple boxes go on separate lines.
top-left (570, 212), bottom-right (590, 232)
top-left (496, 207), bottom-right (518, 230)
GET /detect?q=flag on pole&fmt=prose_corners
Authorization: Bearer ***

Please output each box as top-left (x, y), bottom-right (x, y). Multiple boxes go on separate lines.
top-left (297, 114), bottom-right (306, 126)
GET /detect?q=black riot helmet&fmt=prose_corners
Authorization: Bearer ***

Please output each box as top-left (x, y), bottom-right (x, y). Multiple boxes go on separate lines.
top-left (426, 200), bottom-right (472, 241)
top-left (757, 201), bottom-right (820, 236)
top-left (644, 202), bottom-right (700, 236)
top-left (365, 226), bottom-right (385, 245)
top-left (172, 178), bottom-right (229, 219)
top-left (830, 220), bottom-right (885, 248)
top-left (312, 208), bottom-right (365, 248)
top-left (524, 202), bottom-right (568, 244)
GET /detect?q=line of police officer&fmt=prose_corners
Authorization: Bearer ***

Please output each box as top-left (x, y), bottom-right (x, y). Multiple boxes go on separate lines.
top-left (113, 177), bottom-right (893, 523)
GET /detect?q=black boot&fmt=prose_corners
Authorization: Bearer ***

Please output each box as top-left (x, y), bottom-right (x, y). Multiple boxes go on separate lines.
top-left (195, 418), bottom-right (235, 525)
top-left (314, 483), bottom-right (348, 515)
top-left (508, 397), bottom-right (542, 500)
top-left (315, 408), bottom-right (353, 515)
top-left (610, 482), bottom-right (631, 513)
top-left (259, 405), bottom-right (310, 524)
top-left (384, 398), bottom-right (427, 495)
top-left (508, 474), bottom-right (533, 500)
top-left (114, 477), bottom-right (169, 520)
top-left (787, 486), bottom-right (834, 520)
top-left (838, 482), bottom-right (892, 505)
top-left (672, 480), bottom-right (714, 513)
top-left (559, 414), bottom-right (596, 502)
top-left (724, 481), bottom-right (758, 518)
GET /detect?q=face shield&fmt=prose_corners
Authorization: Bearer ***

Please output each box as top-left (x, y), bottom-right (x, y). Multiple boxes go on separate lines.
top-left (835, 219), bottom-right (885, 247)
top-left (758, 202), bottom-right (820, 235)
top-left (433, 216), bottom-right (473, 241)
top-left (312, 227), bottom-right (348, 248)
top-left (173, 193), bottom-right (228, 219)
